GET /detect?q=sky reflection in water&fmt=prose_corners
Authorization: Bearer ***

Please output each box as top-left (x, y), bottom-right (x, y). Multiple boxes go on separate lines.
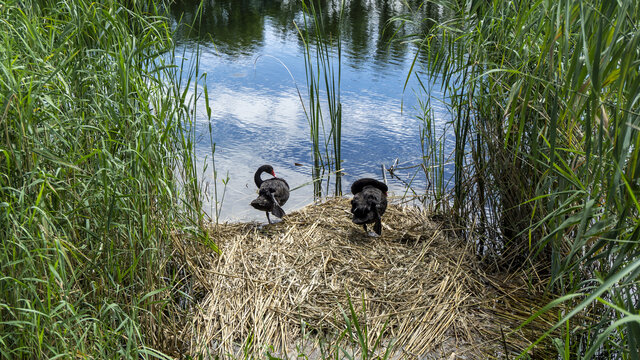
top-left (170, 0), bottom-right (451, 222)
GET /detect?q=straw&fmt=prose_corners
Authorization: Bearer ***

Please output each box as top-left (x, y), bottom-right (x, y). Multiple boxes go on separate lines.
top-left (171, 198), bottom-right (556, 358)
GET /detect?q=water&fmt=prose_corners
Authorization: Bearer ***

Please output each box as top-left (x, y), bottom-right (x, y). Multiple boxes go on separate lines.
top-left (169, 0), bottom-right (449, 222)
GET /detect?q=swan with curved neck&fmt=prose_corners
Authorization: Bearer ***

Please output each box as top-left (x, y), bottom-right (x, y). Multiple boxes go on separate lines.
top-left (250, 165), bottom-right (290, 224)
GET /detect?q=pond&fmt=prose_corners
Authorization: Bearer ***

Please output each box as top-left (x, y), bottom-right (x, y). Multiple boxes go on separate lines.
top-left (169, 0), bottom-right (450, 222)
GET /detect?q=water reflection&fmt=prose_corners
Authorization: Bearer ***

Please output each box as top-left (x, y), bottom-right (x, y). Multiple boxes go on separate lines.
top-left (169, 0), bottom-right (448, 222)
top-left (171, 0), bottom-right (437, 63)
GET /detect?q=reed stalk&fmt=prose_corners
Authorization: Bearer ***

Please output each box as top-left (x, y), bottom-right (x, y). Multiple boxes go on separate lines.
top-left (295, 0), bottom-right (344, 197)
top-left (416, 82), bottom-right (449, 212)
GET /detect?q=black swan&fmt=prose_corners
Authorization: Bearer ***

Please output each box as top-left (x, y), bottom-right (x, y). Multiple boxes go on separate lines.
top-left (250, 165), bottom-right (290, 224)
top-left (350, 178), bottom-right (388, 235)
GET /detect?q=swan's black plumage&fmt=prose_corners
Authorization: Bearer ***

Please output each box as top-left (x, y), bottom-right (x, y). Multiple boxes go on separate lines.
top-left (350, 178), bottom-right (388, 235)
top-left (250, 165), bottom-right (290, 224)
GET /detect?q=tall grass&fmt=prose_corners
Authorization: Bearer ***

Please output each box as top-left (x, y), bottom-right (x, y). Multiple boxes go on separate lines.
top-left (408, 0), bottom-right (639, 357)
top-left (0, 0), bottom-right (209, 357)
top-left (296, 0), bottom-right (344, 197)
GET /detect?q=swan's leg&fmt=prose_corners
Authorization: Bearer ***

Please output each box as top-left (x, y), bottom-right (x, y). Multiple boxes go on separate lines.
top-left (374, 219), bottom-right (382, 235)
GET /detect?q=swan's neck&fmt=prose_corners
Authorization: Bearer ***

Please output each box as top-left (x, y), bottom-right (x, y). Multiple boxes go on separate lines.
top-left (254, 170), bottom-right (265, 187)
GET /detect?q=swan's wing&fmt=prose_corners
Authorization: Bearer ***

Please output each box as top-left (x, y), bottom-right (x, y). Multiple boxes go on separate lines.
top-left (268, 191), bottom-right (286, 218)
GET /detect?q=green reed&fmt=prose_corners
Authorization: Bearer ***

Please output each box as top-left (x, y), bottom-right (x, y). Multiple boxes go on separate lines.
top-left (295, 0), bottom-right (344, 197)
top-left (0, 0), bottom-right (211, 357)
top-left (258, 294), bottom-right (396, 360)
top-left (406, 0), bottom-right (640, 357)
top-left (415, 81), bottom-right (449, 212)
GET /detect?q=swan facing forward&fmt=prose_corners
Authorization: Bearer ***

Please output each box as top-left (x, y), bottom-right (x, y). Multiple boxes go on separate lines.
top-left (350, 178), bottom-right (388, 235)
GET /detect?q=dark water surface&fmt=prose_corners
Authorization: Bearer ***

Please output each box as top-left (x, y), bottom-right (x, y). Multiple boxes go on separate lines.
top-left (169, 0), bottom-right (448, 222)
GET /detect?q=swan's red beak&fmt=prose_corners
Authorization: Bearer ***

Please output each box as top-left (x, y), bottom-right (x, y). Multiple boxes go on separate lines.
top-left (271, 171), bottom-right (276, 177)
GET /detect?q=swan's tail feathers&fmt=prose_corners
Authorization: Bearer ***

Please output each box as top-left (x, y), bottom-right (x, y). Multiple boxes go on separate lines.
top-left (250, 197), bottom-right (269, 211)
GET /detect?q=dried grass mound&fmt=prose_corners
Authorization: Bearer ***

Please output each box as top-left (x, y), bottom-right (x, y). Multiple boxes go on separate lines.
top-left (172, 198), bottom-right (554, 359)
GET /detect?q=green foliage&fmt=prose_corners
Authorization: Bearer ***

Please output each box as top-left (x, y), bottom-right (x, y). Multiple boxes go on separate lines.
top-left (266, 294), bottom-right (394, 360)
top-left (0, 0), bottom-right (206, 357)
top-left (408, 0), bottom-right (639, 357)
top-left (328, 294), bottom-right (394, 360)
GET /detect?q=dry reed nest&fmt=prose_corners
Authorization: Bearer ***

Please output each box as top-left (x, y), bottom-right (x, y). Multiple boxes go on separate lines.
top-left (171, 198), bottom-right (556, 359)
